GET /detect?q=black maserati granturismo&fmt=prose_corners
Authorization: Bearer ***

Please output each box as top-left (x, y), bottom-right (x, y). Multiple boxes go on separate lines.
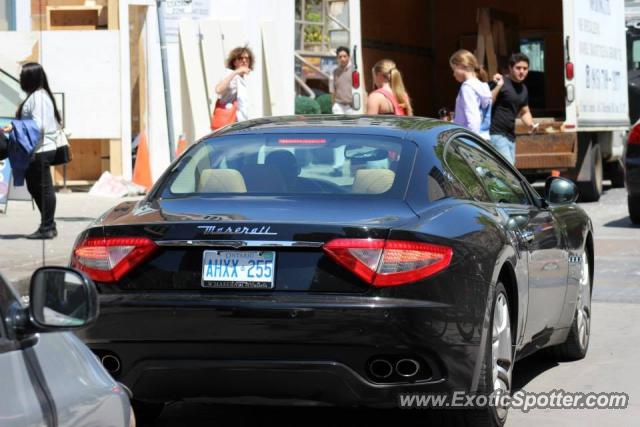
top-left (73, 116), bottom-right (593, 426)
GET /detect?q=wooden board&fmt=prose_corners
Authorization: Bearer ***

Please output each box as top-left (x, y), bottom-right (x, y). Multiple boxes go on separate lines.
top-left (199, 20), bottom-right (226, 113)
top-left (515, 132), bottom-right (578, 169)
top-left (46, 6), bottom-right (100, 30)
top-left (108, 0), bottom-right (119, 30)
top-left (179, 20), bottom-right (212, 141)
top-left (52, 139), bottom-right (103, 184)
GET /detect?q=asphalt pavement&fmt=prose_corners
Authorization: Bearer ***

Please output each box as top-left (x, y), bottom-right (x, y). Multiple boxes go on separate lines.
top-left (0, 191), bottom-right (138, 294)
top-left (0, 186), bottom-right (638, 426)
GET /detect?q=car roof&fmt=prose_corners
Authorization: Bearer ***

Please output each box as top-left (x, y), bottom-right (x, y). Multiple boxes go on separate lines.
top-left (208, 115), bottom-right (457, 142)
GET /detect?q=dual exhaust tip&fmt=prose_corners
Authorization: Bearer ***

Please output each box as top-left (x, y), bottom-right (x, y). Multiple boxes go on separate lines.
top-left (369, 358), bottom-right (420, 379)
top-left (100, 352), bottom-right (421, 380)
top-left (100, 354), bottom-right (121, 374)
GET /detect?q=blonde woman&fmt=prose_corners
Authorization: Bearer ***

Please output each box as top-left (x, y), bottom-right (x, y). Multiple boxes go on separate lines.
top-left (366, 59), bottom-right (413, 116)
top-left (449, 49), bottom-right (492, 140)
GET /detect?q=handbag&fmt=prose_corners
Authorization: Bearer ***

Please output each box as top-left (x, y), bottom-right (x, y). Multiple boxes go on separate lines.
top-left (0, 135), bottom-right (7, 161)
top-left (210, 99), bottom-right (238, 130)
top-left (51, 127), bottom-right (72, 166)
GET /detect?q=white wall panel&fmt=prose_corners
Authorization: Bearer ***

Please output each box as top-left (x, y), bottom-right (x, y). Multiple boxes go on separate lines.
top-left (40, 31), bottom-right (121, 139)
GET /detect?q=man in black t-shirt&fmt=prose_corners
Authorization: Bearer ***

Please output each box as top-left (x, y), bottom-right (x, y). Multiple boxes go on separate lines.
top-left (489, 53), bottom-right (538, 164)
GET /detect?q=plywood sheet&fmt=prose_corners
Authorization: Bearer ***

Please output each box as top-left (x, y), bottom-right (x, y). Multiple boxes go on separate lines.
top-left (199, 20), bottom-right (225, 112)
top-left (262, 21), bottom-right (280, 116)
top-left (53, 139), bottom-right (103, 183)
top-left (179, 19), bottom-right (210, 139)
top-left (218, 20), bottom-right (249, 56)
top-left (40, 30), bottom-right (121, 139)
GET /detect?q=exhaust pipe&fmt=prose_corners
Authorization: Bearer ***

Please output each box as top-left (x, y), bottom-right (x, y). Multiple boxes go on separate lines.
top-left (395, 359), bottom-right (420, 377)
top-left (369, 359), bottom-right (393, 379)
top-left (101, 354), bottom-right (121, 374)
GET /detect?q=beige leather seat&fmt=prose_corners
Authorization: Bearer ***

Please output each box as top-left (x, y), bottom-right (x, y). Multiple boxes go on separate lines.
top-left (351, 169), bottom-right (395, 194)
top-left (198, 169), bottom-right (247, 193)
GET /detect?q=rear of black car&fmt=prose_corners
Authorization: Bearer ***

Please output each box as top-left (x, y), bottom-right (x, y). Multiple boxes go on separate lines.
top-left (626, 121), bottom-right (640, 223)
top-left (73, 129), bottom-right (487, 407)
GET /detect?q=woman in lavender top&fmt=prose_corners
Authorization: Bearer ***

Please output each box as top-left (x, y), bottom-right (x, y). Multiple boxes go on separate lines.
top-left (449, 50), bottom-right (492, 140)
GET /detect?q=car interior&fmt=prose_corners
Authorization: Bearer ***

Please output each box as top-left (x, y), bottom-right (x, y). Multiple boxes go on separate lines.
top-left (170, 140), bottom-right (400, 196)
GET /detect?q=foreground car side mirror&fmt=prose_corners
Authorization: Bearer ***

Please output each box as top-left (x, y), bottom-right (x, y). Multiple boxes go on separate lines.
top-left (29, 267), bottom-right (99, 330)
top-left (544, 176), bottom-right (578, 205)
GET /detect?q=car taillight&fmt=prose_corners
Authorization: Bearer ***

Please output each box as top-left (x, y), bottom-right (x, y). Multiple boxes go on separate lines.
top-left (71, 237), bottom-right (158, 282)
top-left (629, 124), bottom-right (640, 145)
top-left (565, 62), bottom-right (574, 80)
top-left (352, 70), bottom-right (360, 89)
top-left (323, 239), bottom-right (452, 287)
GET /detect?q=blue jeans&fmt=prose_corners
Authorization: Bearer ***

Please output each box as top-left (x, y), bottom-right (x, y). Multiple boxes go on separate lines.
top-left (490, 134), bottom-right (516, 164)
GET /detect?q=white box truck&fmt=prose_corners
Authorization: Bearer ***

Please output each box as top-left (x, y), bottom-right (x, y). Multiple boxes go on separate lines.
top-left (296, 0), bottom-right (630, 201)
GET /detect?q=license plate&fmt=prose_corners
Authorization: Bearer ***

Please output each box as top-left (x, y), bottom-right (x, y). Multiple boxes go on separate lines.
top-left (201, 250), bottom-right (276, 289)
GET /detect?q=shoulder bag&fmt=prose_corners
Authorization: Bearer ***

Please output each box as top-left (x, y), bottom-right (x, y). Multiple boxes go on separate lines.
top-left (51, 127), bottom-right (72, 166)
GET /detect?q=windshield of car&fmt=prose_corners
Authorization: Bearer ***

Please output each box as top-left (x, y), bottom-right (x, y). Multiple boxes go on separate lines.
top-left (159, 133), bottom-right (414, 199)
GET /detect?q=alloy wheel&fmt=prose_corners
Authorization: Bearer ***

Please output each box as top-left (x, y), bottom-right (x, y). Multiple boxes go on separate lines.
top-left (491, 292), bottom-right (513, 419)
top-left (576, 253), bottom-right (591, 351)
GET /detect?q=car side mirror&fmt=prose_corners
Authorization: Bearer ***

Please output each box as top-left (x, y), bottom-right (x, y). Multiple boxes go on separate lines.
top-left (507, 214), bottom-right (530, 230)
top-left (544, 176), bottom-right (578, 205)
top-left (29, 267), bottom-right (99, 330)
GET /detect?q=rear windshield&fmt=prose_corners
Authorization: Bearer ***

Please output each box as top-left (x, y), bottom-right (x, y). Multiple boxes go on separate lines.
top-left (159, 133), bottom-right (414, 199)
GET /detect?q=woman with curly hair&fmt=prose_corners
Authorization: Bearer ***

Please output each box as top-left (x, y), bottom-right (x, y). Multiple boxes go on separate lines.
top-left (214, 46), bottom-right (255, 125)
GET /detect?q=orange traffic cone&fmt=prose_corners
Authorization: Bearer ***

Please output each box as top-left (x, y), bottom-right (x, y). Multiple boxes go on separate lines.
top-left (176, 134), bottom-right (188, 156)
top-left (133, 132), bottom-right (152, 191)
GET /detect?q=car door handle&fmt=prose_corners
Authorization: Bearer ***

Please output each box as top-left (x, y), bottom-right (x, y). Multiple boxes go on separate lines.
top-left (520, 230), bottom-right (535, 243)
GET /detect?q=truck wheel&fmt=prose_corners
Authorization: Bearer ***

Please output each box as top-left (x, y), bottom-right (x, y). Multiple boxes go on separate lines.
top-left (606, 159), bottom-right (625, 188)
top-left (577, 144), bottom-right (603, 202)
top-left (628, 195), bottom-right (640, 224)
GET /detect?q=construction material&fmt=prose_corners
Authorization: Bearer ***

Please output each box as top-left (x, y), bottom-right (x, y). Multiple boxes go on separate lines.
top-left (46, 6), bottom-right (101, 30)
top-left (89, 171), bottom-right (146, 198)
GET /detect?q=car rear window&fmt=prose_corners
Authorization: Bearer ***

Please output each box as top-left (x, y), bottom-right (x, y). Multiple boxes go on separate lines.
top-left (159, 133), bottom-right (414, 199)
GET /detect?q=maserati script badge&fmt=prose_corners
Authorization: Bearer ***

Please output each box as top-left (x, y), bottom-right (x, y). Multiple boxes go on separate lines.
top-left (197, 225), bottom-right (277, 236)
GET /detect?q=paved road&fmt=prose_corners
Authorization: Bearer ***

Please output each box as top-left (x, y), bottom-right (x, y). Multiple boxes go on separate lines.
top-left (2, 188), bottom-right (637, 425)
top-left (140, 187), bottom-right (640, 426)
top-left (0, 192), bottom-right (136, 294)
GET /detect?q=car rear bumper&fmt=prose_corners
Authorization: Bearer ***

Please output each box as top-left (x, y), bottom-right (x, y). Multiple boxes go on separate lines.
top-left (79, 293), bottom-right (485, 407)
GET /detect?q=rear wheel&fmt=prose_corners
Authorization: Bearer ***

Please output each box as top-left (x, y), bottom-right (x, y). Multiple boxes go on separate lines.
top-left (606, 159), bottom-right (625, 188)
top-left (547, 248), bottom-right (591, 361)
top-left (465, 282), bottom-right (513, 427)
top-left (577, 144), bottom-right (603, 202)
top-left (628, 195), bottom-right (640, 225)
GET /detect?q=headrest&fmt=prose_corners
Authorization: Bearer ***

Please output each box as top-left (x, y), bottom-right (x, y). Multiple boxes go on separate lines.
top-left (265, 150), bottom-right (300, 179)
top-left (352, 169), bottom-right (395, 194)
top-left (198, 169), bottom-right (247, 193)
top-left (242, 165), bottom-right (286, 192)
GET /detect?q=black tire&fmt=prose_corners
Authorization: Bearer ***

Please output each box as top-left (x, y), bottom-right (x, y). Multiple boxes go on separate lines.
top-left (577, 144), bottom-right (603, 202)
top-left (132, 400), bottom-right (165, 424)
top-left (547, 247), bottom-right (592, 361)
top-left (464, 282), bottom-right (512, 427)
top-left (628, 195), bottom-right (640, 225)
top-left (606, 159), bottom-right (625, 188)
